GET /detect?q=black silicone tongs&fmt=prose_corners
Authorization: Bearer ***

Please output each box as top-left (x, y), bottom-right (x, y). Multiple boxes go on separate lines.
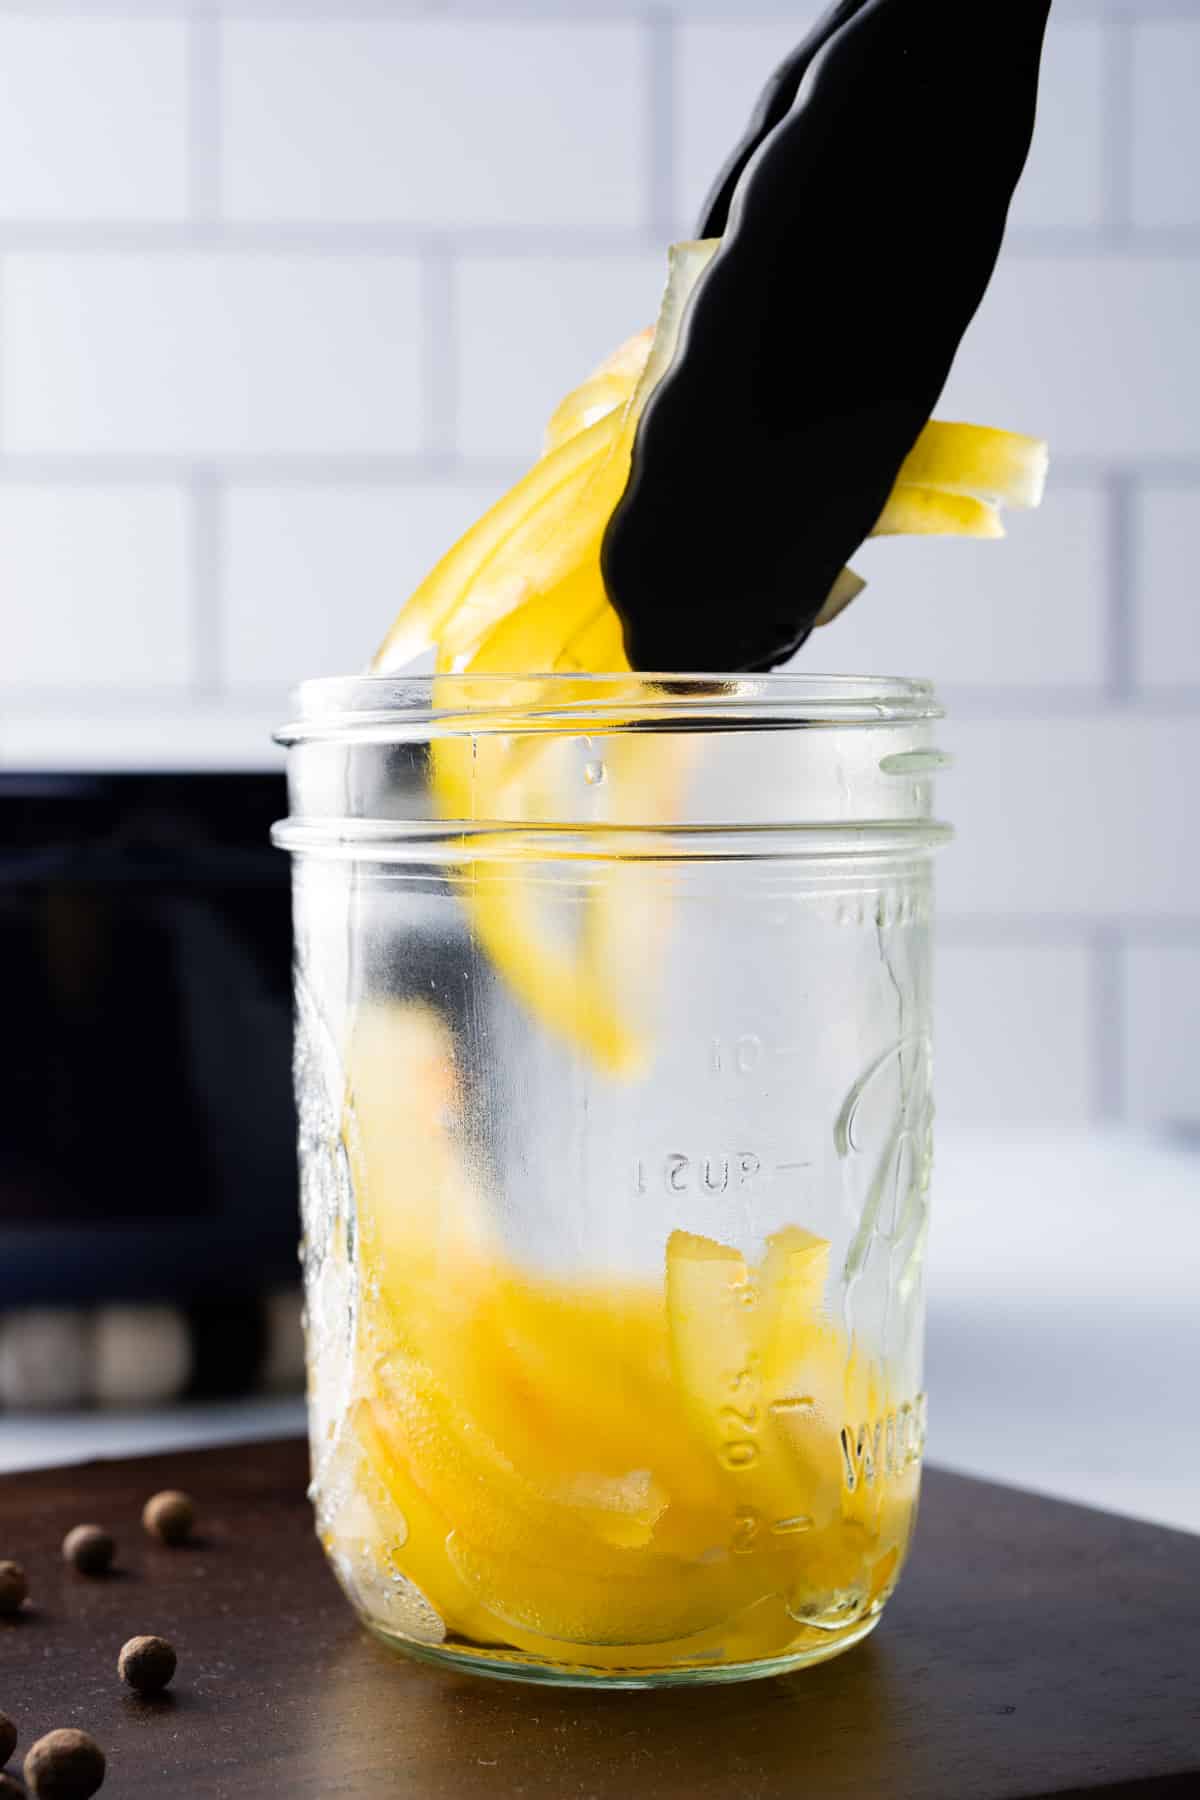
top-left (602, 0), bottom-right (1053, 673)
top-left (697, 0), bottom-right (878, 240)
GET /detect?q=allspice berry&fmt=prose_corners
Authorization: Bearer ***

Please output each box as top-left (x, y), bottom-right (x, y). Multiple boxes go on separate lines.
top-left (118, 1634), bottom-right (176, 1695)
top-left (61, 1526), bottom-right (115, 1578)
top-left (0, 1708), bottom-right (16, 1763)
top-left (0, 1564), bottom-right (27, 1616)
top-left (23, 1728), bottom-right (105, 1799)
top-left (142, 1490), bottom-right (194, 1546)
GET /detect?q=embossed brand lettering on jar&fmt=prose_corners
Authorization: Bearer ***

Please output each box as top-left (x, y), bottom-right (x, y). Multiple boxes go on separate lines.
top-left (840, 1394), bottom-right (928, 1493)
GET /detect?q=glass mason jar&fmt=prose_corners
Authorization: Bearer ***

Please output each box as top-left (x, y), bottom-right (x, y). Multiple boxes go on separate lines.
top-left (273, 673), bottom-right (950, 1688)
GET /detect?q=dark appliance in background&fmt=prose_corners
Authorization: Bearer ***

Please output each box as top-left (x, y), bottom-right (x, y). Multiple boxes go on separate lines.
top-left (0, 773), bottom-right (301, 1409)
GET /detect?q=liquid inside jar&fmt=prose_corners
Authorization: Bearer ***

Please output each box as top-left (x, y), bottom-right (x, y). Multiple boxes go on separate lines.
top-left (308, 1000), bottom-right (923, 1682)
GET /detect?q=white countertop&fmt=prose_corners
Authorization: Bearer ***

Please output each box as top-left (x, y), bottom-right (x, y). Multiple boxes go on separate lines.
top-left (2, 1128), bottom-right (1196, 1536)
top-left (926, 1125), bottom-right (1200, 1536)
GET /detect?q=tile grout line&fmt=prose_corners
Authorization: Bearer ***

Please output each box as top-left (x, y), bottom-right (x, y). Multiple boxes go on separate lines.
top-left (0, 223), bottom-right (1198, 257)
top-left (421, 240), bottom-right (458, 459)
top-left (938, 917), bottom-right (1200, 946)
top-left (0, 223), bottom-right (676, 253)
top-left (188, 4), bottom-right (224, 225)
top-left (0, 451), bottom-right (528, 485)
top-left (1090, 925), bottom-right (1126, 1123)
top-left (3, 451), bottom-right (1199, 484)
top-left (1004, 226), bottom-right (1200, 254)
top-left (1103, 13), bottom-right (1135, 234)
top-left (4, 1), bottom-right (1200, 20)
top-left (646, 6), bottom-right (677, 241)
top-left (189, 467), bottom-right (225, 697)
top-left (1104, 469), bottom-right (1138, 703)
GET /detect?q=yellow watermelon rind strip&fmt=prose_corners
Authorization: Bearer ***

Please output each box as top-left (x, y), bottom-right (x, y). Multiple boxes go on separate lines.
top-left (896, 420), bottom-right (1048, 508)
top-left (872, 486), bottom-right (1004, 539)
top-left (370, 238), bottom-right (1047, 1070)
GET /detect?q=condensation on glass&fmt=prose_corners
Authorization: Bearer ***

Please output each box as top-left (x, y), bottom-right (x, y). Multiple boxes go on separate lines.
top-left (274, 674), bottom-right (951, 1687)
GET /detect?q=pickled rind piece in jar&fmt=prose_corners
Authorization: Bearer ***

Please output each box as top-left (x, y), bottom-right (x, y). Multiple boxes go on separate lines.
top-left (321, 1016), bottom-right (922, 1671)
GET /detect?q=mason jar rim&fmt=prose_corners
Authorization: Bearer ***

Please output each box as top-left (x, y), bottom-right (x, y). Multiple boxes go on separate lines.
top-left (276, 672), bottom-right (942, 746)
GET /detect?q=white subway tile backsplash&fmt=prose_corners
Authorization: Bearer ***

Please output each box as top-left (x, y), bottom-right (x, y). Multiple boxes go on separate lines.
top-left (0, 485), bottom-right (191, 688)
top-left (819, 484), bottom-right (1109, 691)
top-left (0, 3), bottom-right (1192, 1130)
top-left (447, 1), bottom-right (1200, 19)
top-left (676, 19), bottom-right (818, 232)
top-left (936, 943), bottom-right (1094, 1125)
top-left (223, 21), bottom-right (646, 230)
top-left (0, 1), bottom-right (209, 12)
top-left (1131, 23), bottom-right (1200, 229)
top-left (0, 20), bottom-right (188, 222)
top-left (941, 258), bottom-right (1200, 460)
top-left (939, 716), bottom-right (1200, 921)
top-left (222, 482), bottom-right (506, 686)
top-left (1135, 486), bottom-right (1200, 688)
top-left (1010, 22), bottom-right (1108, 231)
top-left (1121, 945), bottom-right (1200, 1127)
top-left (1, 255), bottom-right (424, 457)
top-left (456, 253), bottom-right (663, 459)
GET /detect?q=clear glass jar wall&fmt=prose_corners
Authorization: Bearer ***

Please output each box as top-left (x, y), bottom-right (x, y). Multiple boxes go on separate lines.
top-left (274, 675), bottom-right (950, 1687)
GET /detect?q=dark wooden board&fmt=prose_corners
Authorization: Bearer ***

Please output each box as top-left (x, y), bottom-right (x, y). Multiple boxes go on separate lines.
top-left (0, 1438), bottom-right (1196, 1798)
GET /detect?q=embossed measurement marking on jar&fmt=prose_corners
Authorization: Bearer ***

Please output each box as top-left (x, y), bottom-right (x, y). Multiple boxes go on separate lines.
top-left (703, 1305), bottom-right (823, 1556)
top-left (633, 1151), bottom-right (765, 1195)
top-left (632, 1152), bottom-right (814, 1194)
top-left (719, 1350), bottom-right (761, 1474)
top-left (710, 1034), bottom-right (814, 1076)
top-left (717, 1344), bottom-right (778, 1557)
top-left (732, 1505), bottom-right (818, 1555)
top-left (769, 1395), bottom-right (816, 1422)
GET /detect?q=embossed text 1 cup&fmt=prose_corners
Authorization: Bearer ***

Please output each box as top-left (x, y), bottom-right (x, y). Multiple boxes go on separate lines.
top-left (273, 673), bottom-right (951, 1687)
